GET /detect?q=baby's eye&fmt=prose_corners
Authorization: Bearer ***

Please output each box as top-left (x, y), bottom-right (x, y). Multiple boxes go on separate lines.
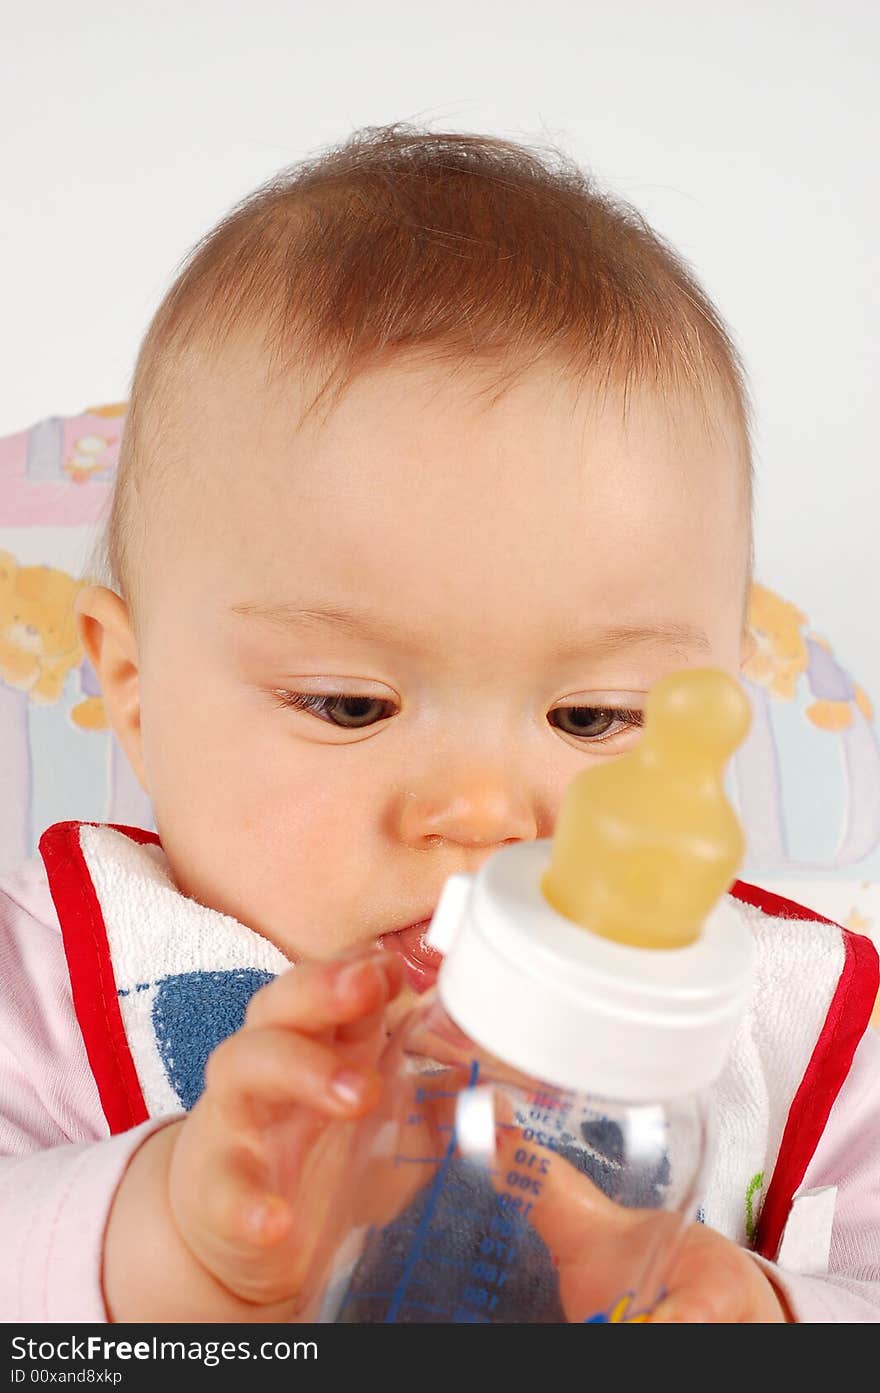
top-left (270, 690), bottom-right (396, 728)
top-left (549, 705), bottom-right (644, 743)
top-left (270, 692), bottom-right (643, 743)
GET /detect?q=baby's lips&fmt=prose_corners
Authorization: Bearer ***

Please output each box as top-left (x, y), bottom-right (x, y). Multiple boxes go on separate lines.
top-left (378, 922), bottom-right (442, 993)
top-left (380, 922), bottom-right (442, 965)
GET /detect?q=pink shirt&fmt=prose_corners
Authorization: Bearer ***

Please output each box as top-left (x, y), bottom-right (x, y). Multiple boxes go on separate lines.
top-left (2, 849), bottom-right (879, 1323)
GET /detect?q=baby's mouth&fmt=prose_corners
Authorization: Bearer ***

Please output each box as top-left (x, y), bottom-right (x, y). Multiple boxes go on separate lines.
top-left (377, 919), bottom-right (442, 993)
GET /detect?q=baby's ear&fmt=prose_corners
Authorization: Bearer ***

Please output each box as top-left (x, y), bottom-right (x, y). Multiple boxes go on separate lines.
top-left (73, 585), bottom-right (148, 793)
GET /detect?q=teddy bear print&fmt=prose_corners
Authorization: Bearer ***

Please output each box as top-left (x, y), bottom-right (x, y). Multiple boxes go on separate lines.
top-left (0, 549), bottom-right (106, 726)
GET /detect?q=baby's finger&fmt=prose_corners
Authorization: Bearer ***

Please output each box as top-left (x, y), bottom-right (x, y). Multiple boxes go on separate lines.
top-left (204, 1023), bottom-right (383, 1126)
top-left (171, 1140), bottom-right (301, 1309)
top-left (244, 952), bottom-right (404, 1036)
top-left (200, 1146), bottom-right (293, 1255)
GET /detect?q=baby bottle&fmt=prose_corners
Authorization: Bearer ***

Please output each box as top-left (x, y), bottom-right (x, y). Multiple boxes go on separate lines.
top-left (314, 667), bottom-right (755, 1323)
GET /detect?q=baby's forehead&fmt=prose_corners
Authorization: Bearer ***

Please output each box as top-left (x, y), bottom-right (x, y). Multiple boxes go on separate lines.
top-left (139, 348), bottom-right (749, 653)
top-left (184, 344), bottom-right (740, 461)
top-left (153, 347), bottom-right (746, 571)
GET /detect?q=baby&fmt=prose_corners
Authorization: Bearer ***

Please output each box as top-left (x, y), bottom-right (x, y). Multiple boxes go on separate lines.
top-left (1, 125), bottom-right (878, 1324)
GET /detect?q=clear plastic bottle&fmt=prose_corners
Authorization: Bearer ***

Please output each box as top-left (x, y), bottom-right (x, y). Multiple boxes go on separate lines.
top-left (313, 668), bottom-right (755, 1323)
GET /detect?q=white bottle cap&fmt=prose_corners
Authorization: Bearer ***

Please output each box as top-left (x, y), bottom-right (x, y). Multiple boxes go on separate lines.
top-left (425, 839), bottom-right (753, 1102)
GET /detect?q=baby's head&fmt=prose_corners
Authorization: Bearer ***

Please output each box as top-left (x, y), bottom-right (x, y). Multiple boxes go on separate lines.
top-left (76, 126), bottom-right (753, 1014)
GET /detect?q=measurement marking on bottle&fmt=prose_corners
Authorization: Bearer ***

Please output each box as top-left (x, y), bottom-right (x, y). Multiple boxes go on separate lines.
top-left (386, 1059), bottom-right (480, 1323)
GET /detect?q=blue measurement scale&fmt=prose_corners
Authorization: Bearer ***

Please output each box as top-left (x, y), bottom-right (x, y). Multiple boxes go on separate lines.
top-left (331, 1062), bottom-right (574, 1323)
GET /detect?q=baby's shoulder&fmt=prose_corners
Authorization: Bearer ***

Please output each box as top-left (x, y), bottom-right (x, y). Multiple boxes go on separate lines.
top-left (0, 851), bottom-right (71, 1037)
top-left (0, 851), bottom-right (108, 1143)
top-left (0, 851), bottom-right (61, 939)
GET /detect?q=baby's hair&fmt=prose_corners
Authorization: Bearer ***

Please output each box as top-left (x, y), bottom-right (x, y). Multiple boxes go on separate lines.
top-left (96, 123), bottom-right (754, 629)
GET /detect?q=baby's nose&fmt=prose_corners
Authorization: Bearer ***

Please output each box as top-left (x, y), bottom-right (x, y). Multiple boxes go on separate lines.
top-left (397, 775), bottom-right (538, 850)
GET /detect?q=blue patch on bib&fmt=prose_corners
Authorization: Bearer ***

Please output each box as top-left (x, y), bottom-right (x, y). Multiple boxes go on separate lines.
top-left (152, 968), bottom-right (275, 1110)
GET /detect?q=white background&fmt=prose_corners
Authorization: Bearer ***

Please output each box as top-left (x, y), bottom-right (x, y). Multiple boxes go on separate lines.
top-left (2, 0), bottom-right (878, 696)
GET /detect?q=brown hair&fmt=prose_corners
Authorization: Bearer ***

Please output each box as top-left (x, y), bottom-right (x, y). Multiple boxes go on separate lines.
top-left (96, 123), bottom-right (753, 627)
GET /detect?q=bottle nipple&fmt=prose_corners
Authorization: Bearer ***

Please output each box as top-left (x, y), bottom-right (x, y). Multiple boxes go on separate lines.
top-left (541, 668), bottom-right (752, 949)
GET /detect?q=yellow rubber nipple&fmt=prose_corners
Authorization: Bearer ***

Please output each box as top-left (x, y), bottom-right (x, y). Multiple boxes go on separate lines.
top-left (541, 668), bottom-right (752, 949)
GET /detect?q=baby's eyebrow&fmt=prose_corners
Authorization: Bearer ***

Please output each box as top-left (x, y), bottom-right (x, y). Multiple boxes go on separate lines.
top-left (229, 599), bottom-right (433, 654)
top-left (228, 599), bottom-right (711, 662)
top-left (554, 622), bottom-right (711, 661)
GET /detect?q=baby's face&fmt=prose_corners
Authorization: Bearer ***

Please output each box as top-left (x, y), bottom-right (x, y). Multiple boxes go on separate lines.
top-left (112, 349), bottom-right (751, 1022)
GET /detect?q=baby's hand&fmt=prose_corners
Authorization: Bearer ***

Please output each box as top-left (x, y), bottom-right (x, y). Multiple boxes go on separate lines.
top-left (489, 1119), bottom-right (792, 1324)
top-left (649, 1223), bottom-right (792, 1323)
top-left (103, 950), bottom-right (405, 1322)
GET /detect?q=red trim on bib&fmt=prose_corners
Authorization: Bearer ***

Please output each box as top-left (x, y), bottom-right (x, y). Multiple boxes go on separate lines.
top-left (729, 879), bottom-right (880, 1260)
top-left (39, 821), bottom-right (162, 1134)
top-left (729, 878), bottom-right (842, 929)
